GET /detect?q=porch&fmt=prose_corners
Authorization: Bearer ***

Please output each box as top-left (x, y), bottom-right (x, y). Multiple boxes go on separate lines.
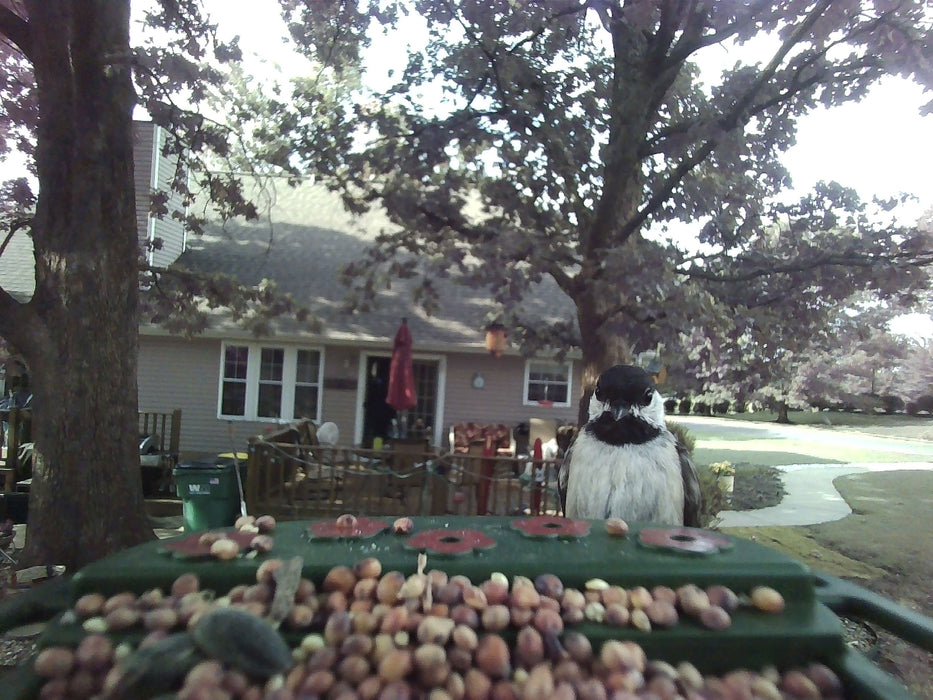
top-left (244, 421), bottom-right (564, 520)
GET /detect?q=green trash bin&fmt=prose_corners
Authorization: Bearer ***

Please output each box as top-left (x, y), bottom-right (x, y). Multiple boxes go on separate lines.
top-left (173, 456), bottom-right (244, 532)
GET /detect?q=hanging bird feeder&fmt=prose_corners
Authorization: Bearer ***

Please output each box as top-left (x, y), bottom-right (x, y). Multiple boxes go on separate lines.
top-left (485, 323), bottom-right (508, 357)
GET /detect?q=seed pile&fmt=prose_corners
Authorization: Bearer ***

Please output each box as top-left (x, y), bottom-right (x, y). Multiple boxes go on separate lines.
top-left (35, 555), bottom-right (844, 699)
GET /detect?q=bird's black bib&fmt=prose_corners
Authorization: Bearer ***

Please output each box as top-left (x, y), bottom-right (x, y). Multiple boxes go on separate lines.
top-left (585, 411), bottom-right (661, 446)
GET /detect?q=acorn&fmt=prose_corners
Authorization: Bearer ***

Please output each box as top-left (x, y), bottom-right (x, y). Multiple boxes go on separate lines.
top-left (605, 518), bottom-right (629, 536)
top-left (255, 514), bottom-right (277, 532)
top-left (392, 517), bottom-right (414, 534)
top-left (750, 586), bottom-right (786, 614)
top-left (474, 634), bottom-right (511, 679)
top-left (210, 537), bottom-right (239, 560)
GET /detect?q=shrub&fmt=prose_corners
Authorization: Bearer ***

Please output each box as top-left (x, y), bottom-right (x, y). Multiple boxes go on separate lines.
top-left (667, 422), bottom-right (722, 528)
top-left (907, 395), bottom-right (933, 415)
top-left (696, 467), bottom-right (727, 528)
top-left (666, 420), bottom-right (695, 454)
top-left (663, 398), bottom-right (678, 413)
top-left (879, 395), bottom-right (905, 414)
top-left (678, 398), bottom-right (692, 414)
top-left (712, 400), bottom-right (730, 415)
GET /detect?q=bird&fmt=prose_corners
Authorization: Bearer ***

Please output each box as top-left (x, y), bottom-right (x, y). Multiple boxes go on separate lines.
top-left (558, 364), bottom-right (701, 526)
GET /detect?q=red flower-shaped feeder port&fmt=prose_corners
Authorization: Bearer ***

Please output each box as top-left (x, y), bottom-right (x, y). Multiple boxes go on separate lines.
top-left (405, 529), bottom-right (496, 556)
top-left (511, 515), bottom-right (590, 539)
top-left (161, 531), bottom-right (258, 559)
top-left (638, 527), bottom-right (733, 555)
top-left (308, 516), bottom-right (389, 539)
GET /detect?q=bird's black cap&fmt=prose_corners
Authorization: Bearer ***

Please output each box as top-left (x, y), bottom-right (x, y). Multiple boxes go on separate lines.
top-left (595, 364), bottom-right (656, 403)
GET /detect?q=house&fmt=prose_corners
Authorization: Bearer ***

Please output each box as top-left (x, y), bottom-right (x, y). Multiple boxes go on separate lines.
top-left (1, 122), bottom-right (584, 455)
top-left (139, 180), bottom-right (583, 454)
top-left (0, 120), bottom-right (186, 303)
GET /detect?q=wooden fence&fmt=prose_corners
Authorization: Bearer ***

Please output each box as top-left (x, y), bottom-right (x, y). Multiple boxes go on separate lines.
top-left (244, 422), bottom-right (564, 520)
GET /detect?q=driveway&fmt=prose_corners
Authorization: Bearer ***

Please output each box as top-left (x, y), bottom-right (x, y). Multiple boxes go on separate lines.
top-left (667, 415), bottom-right (933, 528)
top-left (668, 415), bottom-right (933, 466)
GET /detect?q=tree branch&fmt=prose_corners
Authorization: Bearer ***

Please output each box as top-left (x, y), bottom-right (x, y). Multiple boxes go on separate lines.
top-left (679, 249), bottom-right (933, 284)
top-left (621, 0), bottom-right (835, 239)
top-left (0, 3), bottom-right (32, 60)
top-left (0, 218), bottom-right (31, 259)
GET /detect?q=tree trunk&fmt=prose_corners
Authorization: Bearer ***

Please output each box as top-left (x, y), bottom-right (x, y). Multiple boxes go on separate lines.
top-left (4, 1), bottom-right (154, 571)
top-left (573, 288), bottom-right (636, 426)
top-left (775, 400), bottom-right (791, 424)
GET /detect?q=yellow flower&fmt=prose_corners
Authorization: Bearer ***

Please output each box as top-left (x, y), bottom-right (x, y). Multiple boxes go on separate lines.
top-left (709, 461), bottom-right (735, 477)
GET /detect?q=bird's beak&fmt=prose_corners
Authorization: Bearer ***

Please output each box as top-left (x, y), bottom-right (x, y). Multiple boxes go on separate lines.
top-left (610, 402), bottom-right (632, 421)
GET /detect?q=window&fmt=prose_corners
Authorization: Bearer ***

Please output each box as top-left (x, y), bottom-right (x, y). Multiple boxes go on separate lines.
top-left (219, 344), bottom-right (323, 421)
top-left (524, 360), bottom-right (573, 407)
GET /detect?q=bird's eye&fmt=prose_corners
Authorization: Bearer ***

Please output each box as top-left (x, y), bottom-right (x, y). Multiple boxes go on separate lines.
top-left (594, 387), bottom-right (603, 401)
top-left (643, 388), bottom-right (654, 403)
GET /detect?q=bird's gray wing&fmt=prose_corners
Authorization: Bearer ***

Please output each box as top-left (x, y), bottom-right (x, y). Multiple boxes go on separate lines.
top-left (557, 441), bottom-right (573, 516)
top-left (677, 439), bottom-right (702, 527)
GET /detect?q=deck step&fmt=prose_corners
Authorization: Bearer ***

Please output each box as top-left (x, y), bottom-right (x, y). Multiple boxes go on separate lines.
top-left (145, 498), bottom-right (182, 518)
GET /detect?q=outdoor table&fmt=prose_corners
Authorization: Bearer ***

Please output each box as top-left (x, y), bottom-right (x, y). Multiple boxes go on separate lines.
top-left (19, 517), bottom-right (933, 699)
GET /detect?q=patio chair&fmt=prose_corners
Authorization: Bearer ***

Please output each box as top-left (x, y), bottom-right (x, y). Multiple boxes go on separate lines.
top-left (389, 438), bottom-right (435, 515)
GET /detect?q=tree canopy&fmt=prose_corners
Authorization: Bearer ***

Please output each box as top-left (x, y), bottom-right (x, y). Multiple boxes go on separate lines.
top-left (276, 0), bottom-right (933, 415)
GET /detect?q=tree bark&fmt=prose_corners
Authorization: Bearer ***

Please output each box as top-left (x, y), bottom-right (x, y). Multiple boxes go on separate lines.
top-left (573, 281), bottom-right (637, 427)
top-left (2, 1), bottom-right (154, 571)
top-left (775, 400), bottom-right (791, 424)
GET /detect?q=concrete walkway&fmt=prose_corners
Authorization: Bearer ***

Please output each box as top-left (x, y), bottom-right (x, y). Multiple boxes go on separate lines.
top-left (716, 461), bottom-right (933, 527)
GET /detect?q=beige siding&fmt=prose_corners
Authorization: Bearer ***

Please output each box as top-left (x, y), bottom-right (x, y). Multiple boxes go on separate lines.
top-left (138, 335), bottom-right (581, 456)
top-left (138, 335), bottom-right (275, 456)
top-left (139, 335), bottom-right (223, 455)
top-left (319, 347), bottom-right (361, 444)
top-left (440, 353), bottom-right (579, 448)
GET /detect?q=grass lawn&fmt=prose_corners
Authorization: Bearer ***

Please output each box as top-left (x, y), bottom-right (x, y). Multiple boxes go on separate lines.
top-left (680, 411), bottom-right (933, 471)
top-left (712, 409), bottom-right (933, 429)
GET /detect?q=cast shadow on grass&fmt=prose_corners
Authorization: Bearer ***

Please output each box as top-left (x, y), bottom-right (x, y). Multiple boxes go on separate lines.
top-left (692, 449), bottom-right (845, 468)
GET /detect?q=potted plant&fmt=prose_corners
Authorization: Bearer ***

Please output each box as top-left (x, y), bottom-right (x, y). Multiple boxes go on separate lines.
top-left (709, 461), bottom-right (735, 493)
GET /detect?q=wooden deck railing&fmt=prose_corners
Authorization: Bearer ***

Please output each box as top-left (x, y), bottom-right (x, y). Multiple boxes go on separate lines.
top-left (0, 407), bottom-right (30, 491)
top-left (244, 429), bottom-right (564, 520)
top-left (138, 409), bottom-right (182, 495)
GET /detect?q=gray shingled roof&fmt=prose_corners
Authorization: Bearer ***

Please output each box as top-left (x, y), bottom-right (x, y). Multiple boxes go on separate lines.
top-left (173, 180), bottom-right (578, 350)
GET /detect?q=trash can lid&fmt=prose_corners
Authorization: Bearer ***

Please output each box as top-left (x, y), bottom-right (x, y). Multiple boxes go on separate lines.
top-left (176, 456), bottom-right (240, 469)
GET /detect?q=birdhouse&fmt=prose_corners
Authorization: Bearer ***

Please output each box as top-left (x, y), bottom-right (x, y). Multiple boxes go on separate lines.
top-left (484, 323), bottom-right (508, 357)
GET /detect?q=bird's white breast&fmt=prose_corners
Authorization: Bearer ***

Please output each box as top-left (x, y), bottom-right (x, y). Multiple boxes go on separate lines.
top-left (564, 430), bottom-right (685, 525)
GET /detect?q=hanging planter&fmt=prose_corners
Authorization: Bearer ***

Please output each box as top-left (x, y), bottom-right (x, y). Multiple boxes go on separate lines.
top-left (709, 461), bottom-right (735, 494)
top-left (484, 323), bottom-right (508, 358)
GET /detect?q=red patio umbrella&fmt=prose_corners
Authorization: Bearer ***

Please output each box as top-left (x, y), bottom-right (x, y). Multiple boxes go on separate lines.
top-left (386, 318), bottom-right (417, 412)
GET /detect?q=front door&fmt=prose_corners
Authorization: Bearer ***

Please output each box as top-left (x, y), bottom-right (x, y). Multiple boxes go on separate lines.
top-left (361, 355), bottom-right (441, 447)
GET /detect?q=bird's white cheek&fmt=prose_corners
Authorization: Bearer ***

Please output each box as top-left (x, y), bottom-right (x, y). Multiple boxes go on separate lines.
top-left (588, 395), bottom-right (608, 421)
